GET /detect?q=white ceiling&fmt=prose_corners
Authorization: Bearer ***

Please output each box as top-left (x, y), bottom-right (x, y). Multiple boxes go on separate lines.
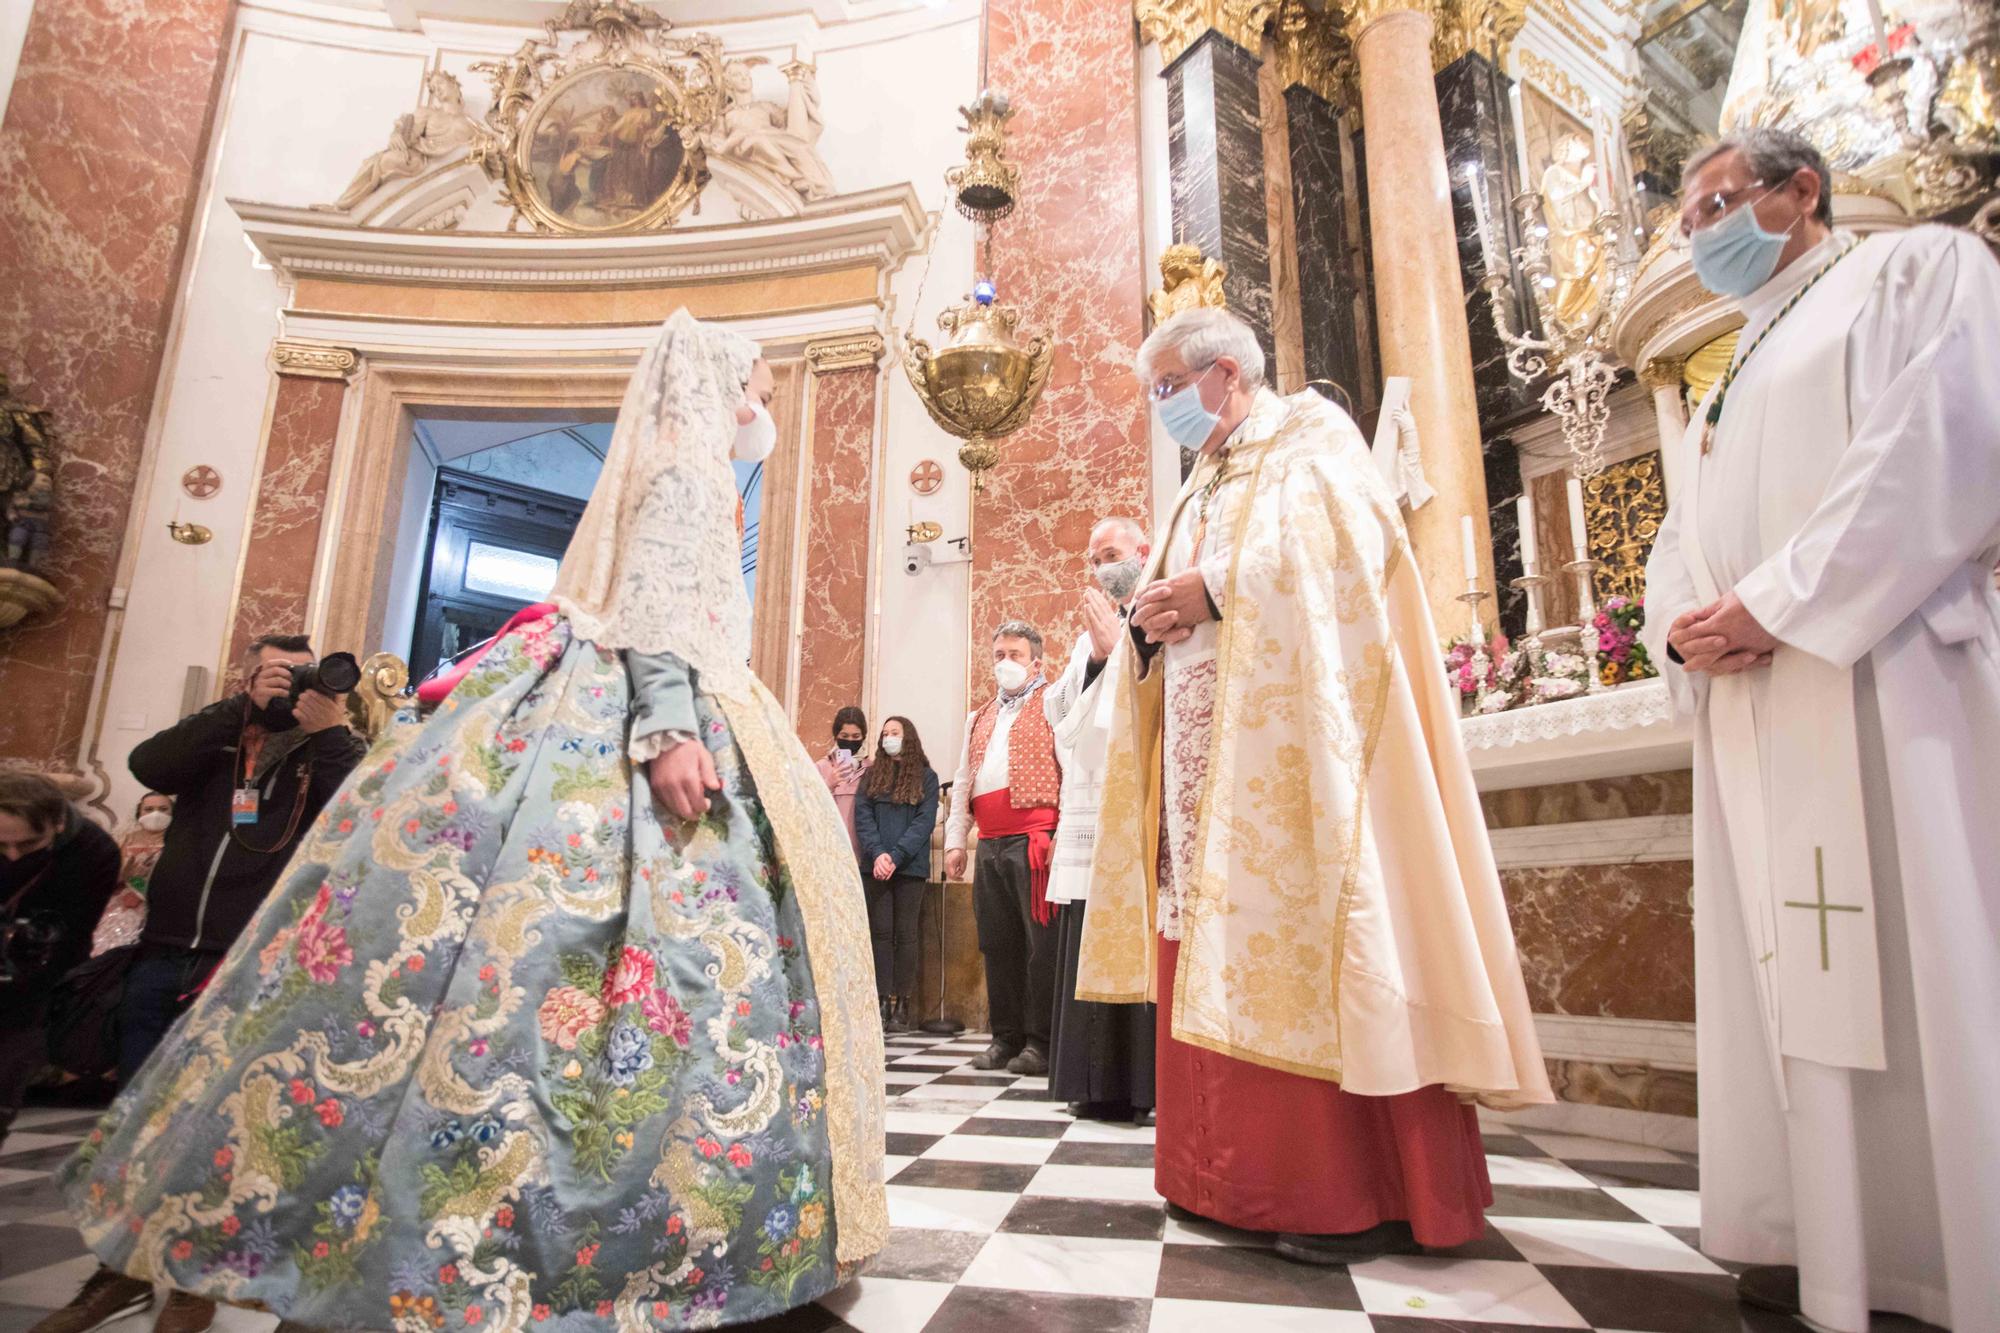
top-left (327, 0), bottom-right (955, 31)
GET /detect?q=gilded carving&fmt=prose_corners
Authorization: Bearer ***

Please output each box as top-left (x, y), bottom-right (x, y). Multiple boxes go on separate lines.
top-left (803, 334), bottom-right (886, 375)
top-left (1520, 50), bottom-right (1593, 114)
top-left (1431, 0), bottom-right (1530, 69)
top-left (271, 342), bottom-right (360, 381)
top-left (1148, 243), bottom-right (1230, 327)
top-left (1584, 451), bottom-right (1666, 604)
top-left (1134, 0), bottom-right (1281, 64)
top-left (1637, 356), bottom-right (1686, 391)
top-left (1272, 0), bottom-right (1359, 106)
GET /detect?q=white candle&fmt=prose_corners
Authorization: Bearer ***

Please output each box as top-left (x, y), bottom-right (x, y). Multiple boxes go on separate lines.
top-left (1516, 493), bottom-right (1538, 576)
top-left (1509, 84), bottom-right (1530, 187)
top-left (1566, 476), bottom-right (1589, 561)
top-left (1864, 0), bottom-right (1892, 52)
top-left (1467, 164), bottom-right (1498, 274)
top-left (1461, 514), bottom-right (1480, 585)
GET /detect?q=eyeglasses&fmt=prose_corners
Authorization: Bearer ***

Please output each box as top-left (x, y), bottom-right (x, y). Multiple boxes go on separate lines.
top-left (1672, 181), bottom-right (1768, 249)
top-left (1149, 362), bottom-right (1215, 402)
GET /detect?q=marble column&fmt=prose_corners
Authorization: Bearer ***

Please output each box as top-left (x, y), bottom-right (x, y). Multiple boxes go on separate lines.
top-left (1284, 85), bottom-right (1366, 406)
top-left (0, 0), bottom-right (234, 768)
top-left (1640, 357), bottom-right (1687, 501)
top-left (795, 335), bottom-right (883, 749)
top-left (1353, 1), bottom-right (1495, 633)
top-left (1164, 31), bottom-right (1277, 367)
top-left (224, 344), bottom-right (356, 671)
top-left (975, 0), bottom-right (1150, 696)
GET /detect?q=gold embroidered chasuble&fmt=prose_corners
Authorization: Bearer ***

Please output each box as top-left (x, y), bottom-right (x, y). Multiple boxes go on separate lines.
top-left (1076, 390), bottom-right (1552, 1109)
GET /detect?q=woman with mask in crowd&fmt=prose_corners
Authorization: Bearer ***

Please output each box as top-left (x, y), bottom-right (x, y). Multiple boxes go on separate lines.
top-left (853, 717), bottom-right (940, 1034)
top-left (54, 311), bottom-right (885, 1333)
top-left (814, 707), bottom-right (870, 877)
top-left (88, 793), bottom-right (172, 958)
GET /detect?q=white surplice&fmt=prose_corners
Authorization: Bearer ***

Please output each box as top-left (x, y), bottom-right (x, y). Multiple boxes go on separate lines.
top-left (1642, 225), bottom-right (2000, 1332)
top-left (1044, 621), bottom-right (1119, 905)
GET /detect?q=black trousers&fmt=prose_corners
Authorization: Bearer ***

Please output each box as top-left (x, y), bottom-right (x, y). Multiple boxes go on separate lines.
top-left (866, 874), bottom-right (926, 998)
top-left (0, 1002), bottom-right (48, 1144)
top-left (1049, 901), bottom-right (1156, 1110)
top-left (118, 944), bottom-right (221, 1083)
top-left (972, 834), bottom-right (1058, 1053)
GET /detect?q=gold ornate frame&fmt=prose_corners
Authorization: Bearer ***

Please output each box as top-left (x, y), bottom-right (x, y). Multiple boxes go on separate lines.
top-left (503, 62), bottom-right (710, 235)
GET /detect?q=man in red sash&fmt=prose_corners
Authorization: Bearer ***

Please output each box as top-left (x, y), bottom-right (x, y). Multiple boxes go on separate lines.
top-left (944, 621), bottom-right (1062, 1074)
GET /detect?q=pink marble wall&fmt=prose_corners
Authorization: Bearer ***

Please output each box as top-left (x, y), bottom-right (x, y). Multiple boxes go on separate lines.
top-left (0, 0), bottom-right (234, 764)
top-left (794, 366), bottom-right (877, 749)
top-left (973, 0), bottom-right (1152, 694)
top-left (224, 373), bottom-right (347, 670)
top-left (1500, 861), bottom-right (1695, 1023)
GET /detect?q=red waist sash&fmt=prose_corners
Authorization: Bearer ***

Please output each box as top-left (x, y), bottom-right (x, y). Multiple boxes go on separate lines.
top-left (971, 788), bottom-right (1059, 925)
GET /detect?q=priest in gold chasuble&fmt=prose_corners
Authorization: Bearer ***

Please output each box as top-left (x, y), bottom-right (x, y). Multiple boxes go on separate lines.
top-left (1077, 309), bottom-right (1550, 1264)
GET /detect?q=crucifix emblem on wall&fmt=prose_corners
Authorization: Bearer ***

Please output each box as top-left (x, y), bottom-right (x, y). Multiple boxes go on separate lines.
top-left (1784, 846), bottom-right (1865, 972)
top-left (909, 460), bottom-right (944, 496)
top-left (181, 466), bottom-right (222, 499)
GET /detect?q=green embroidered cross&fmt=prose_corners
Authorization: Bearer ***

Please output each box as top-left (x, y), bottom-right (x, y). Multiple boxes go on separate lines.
top-left (1784, 847), bottom-right (1864, 972)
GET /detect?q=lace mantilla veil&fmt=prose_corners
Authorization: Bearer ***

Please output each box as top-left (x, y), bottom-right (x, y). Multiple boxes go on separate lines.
top-left (552, 309), bottom-right (760, 699)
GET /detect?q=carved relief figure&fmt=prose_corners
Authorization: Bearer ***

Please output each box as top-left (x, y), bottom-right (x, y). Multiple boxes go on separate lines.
top-left (319, 70), bottom-right (481, 213)
top-left (707, 60), bottom-right (836, 200)
top-left (1147, 243), bottom-right (1229, 327)
top-left (1540, 133), bottom-right (1609, 330)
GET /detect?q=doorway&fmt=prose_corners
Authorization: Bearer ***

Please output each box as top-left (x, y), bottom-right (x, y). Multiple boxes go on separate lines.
top-left (391, 415), bottom-right (767, 682)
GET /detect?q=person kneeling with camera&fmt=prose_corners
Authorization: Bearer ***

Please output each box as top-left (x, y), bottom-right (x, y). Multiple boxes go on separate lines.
top-left (120, 634), bottom-right (365, 1087)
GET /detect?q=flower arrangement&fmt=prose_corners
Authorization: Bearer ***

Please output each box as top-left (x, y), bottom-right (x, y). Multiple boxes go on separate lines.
top-left (1442, 630), bottom-right (1507, 712)
top-left (1593, 596), bottom-right (1658, 686)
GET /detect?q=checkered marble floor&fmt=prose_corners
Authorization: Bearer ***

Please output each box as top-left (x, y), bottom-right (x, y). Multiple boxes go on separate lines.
top-left (0, 1034), bottom-right (1940, 1333)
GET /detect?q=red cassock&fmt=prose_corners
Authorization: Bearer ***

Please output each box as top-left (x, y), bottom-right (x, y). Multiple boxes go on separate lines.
top-left (1153, 937), bottom-right (1492, 1247)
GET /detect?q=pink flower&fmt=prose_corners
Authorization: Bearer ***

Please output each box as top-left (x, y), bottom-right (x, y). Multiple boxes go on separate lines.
top-left (464, 1308), bottom-right (482, 1325)
top-left (575, 1242), bottom-right (599, 1267)
top-left (289, 1079), bottom-right (315, 1105)
top-left (357, 1020), bottom-right (376, 1038)
top-left (220, 1215), bottom-right (241, 1237)
top-left (537, 986), bottom-right (606, 1050)
top-left (602, 946), bottom-right (656, 1007)
top-left (316, 1099), bottom-right (344, 1128)
top-left (642, 987), bottom-right (692, 1045)
top-left (293, 914), bottom-right (354, 984)
top-left (726, 1143), bottom-right (752, 1168)
top-left (469, 1038), bottom-right (489, 1057)
top-left (531, 1306), bottom-right (551, 1323)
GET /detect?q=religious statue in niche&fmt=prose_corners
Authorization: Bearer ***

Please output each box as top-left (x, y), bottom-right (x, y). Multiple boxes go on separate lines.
top-left (0, 372), bottom-right (63, 630)
top-left (1539, 133), bottom-right (1610, 331)
top-left (317, 69), bottom-right (481, 215)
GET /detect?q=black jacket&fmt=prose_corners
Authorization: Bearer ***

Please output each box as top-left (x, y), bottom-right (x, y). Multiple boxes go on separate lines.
top-left (128, 697), bottom-right (366, 954)
top-left (854, 767), bottom-right (940, 878)
top-left (1, 804), bottom-right (120, 1013)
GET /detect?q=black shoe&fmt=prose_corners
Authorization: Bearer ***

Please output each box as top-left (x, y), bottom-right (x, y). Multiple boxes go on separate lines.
top-left (1275, 1221), bottom-right (1420, 1266)
top-left (1131, 1106), bottom-right (1155, 1126)
top-left (1065, 1100), bottom-right (1135, 1122)
top-left (1006, 1045), bottom-right (1050, 1076)
top-left (1163, 1201), bottom-right (1208, 1224)
top-left (883, 997), bottom-right (913, 1035)
top-left (970, 1042), bottom-right (1018, 1071)
top-left (1736, 1265), bottom-right (1802, 1316)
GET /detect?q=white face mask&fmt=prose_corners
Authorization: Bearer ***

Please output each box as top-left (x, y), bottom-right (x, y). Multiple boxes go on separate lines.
top-left (138, 811), bottom-right (172, 833)
top-left (732, 401), bottom-right (777, 463)
top-left (994, 659), bottom-right (1030, 693)
top-left (880, 735), bottom-right (904, 757)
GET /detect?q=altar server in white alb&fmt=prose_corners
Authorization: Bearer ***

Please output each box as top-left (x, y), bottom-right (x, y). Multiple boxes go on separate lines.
top-left (1642, 127), bottom-right (2000, 1332)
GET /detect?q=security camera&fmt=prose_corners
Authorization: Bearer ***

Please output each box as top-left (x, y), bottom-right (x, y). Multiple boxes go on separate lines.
top-left (903, 542), bottom-right (934, 576)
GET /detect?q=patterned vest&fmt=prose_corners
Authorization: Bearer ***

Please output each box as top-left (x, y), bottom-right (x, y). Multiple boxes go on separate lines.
top-left (967, 684), bottom-right (1062, 811)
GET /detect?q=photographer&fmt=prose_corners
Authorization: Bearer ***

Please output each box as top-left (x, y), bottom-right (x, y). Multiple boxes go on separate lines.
top-left (121, 633), bottom-right (365, 1082)
top-left (0, 770), bottom-right (120, 1148)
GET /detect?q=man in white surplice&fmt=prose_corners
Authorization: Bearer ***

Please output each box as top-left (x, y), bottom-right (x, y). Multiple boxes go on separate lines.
top-left (1642, 127), bottom-right (2000, 1332)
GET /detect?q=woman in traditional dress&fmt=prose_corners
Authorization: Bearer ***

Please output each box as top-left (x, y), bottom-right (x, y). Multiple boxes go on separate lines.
top-left (54, 311), bottom-right (886, 1333)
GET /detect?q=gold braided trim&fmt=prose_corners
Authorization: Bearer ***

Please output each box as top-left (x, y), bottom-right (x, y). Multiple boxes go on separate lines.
top-left (720, 681), bottom-right (889, 1265)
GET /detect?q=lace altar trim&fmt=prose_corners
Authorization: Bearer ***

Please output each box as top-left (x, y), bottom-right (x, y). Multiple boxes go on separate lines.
top-left (1459, 679), bottom-right (1673, 751)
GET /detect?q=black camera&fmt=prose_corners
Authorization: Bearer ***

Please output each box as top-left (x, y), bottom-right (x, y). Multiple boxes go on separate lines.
top-left (0, 912), bottom-right (61, 986)
top-left (263, 652), bottom-right (362, 722)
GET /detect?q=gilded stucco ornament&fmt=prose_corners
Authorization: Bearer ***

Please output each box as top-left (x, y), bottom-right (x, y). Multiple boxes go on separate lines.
top-left (1134, 0), bottom-right (1281, 64)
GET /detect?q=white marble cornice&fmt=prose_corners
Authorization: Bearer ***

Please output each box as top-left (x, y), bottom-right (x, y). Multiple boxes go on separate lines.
top-left (232, 184), bottom-right (929, 293)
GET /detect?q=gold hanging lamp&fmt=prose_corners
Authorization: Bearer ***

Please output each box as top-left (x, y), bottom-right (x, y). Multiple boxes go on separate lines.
top-left (903, 279), bottom-right (1053, 491)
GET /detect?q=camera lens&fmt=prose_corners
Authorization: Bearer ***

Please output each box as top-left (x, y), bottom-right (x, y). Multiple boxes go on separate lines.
top-left (293, 652), bottom-right (362, 698)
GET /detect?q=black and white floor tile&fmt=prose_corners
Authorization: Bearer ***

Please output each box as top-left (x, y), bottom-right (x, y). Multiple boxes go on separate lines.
top-left (0, 1034), bottom-right (1943, 1333)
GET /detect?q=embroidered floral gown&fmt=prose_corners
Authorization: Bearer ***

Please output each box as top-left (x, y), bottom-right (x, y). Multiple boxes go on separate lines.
top-left (61, 612), bottom-right (878, 1330)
